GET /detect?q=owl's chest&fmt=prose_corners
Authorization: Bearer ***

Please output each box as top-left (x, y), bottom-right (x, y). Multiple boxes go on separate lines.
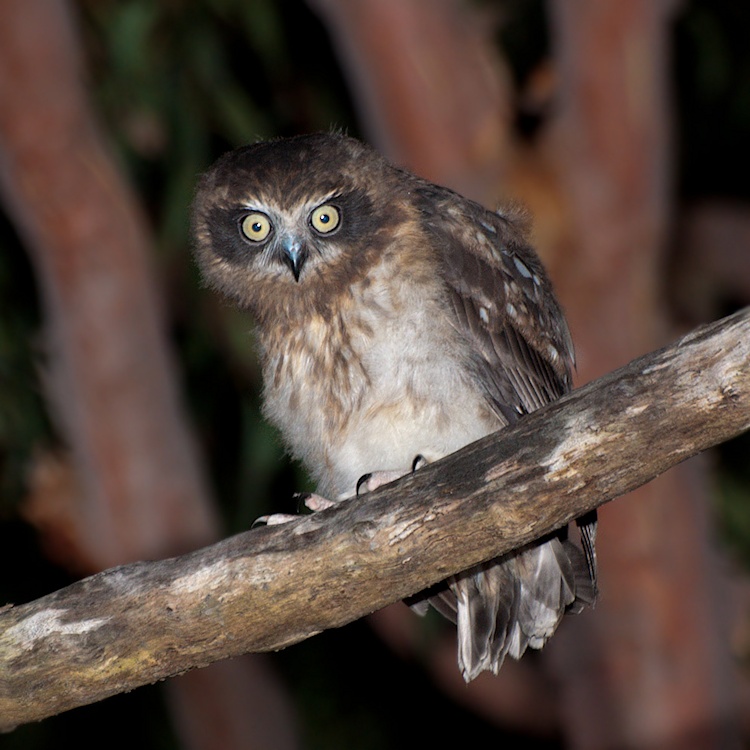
top-left (327, 313), bottom-right (498, 495)
top-left (259, 273), bottom-right (498, 496)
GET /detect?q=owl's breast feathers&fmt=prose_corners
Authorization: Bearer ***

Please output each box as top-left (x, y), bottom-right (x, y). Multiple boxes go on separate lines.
top-left (256, 211), bottom-right (501, 496)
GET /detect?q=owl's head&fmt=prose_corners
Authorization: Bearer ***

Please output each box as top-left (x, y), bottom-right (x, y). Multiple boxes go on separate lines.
top-left (191, 133), bottom-right (414, 322)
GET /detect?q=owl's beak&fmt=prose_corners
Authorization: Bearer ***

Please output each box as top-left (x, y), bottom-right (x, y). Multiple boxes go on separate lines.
top-left (281, 237), bottom-right (307, 282)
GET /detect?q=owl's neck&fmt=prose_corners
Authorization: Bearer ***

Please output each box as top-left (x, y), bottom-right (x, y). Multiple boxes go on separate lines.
top-left (254, 249), bottom-right (398, 394)
top-left (260, 305), bottom-right (368, 397)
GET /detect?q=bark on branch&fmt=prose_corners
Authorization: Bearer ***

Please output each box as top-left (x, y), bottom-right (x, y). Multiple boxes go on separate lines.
top-left (2, 308), bottom-right (749, 730)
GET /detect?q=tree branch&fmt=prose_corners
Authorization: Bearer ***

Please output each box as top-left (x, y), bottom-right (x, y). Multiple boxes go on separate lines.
top-left (2, 308), bottom-right (749, 730)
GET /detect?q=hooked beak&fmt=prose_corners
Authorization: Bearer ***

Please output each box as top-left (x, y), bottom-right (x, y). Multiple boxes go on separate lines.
top-left (281, 237), bottom-right (307, 282)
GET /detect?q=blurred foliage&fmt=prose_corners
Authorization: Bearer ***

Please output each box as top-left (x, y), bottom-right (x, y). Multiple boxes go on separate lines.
top-left (81, 0), bottom-right (355, 250)
top-left (1, 0), bottom-right (750, 748)
top-left (718, 473), bottom-right (750, 569)
top-left (715, 420), bottom-right (750, 569)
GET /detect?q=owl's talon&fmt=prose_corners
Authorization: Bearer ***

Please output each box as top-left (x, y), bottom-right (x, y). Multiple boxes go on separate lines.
top-left (293, 492), bottom-right (312, 511)
top-left (355, 456), bottom-right (429, 497)
top-left (356, 467), bottom-right (416, 495)
top-left (253, 513), bottom-right (298, 527)
top-left (253, 493), bottom-right (335, 527)
top-left (356, 473), bottom-right (373, 496)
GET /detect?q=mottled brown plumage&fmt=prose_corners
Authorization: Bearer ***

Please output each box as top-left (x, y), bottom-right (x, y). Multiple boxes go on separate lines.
top-left (192, 132), bottom-right (597, 680)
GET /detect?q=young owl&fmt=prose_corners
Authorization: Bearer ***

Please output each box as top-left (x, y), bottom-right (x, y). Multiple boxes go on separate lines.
top-left (191, 132), bottom-right (597, 681)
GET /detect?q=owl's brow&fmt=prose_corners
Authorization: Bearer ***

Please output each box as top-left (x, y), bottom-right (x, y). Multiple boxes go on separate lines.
top-left (306, 189), bottom-right (342, 206)
top-left (238, 190), bottom-right (342, 214)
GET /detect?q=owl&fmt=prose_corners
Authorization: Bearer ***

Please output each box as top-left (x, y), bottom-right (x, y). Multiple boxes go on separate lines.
top-left (192, 132), bottom-right (597, 681)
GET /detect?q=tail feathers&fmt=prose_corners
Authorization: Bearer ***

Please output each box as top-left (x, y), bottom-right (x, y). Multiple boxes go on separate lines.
top-left (410, 533), bottom-right (596, 682)
top-left (577, 510), bottom-right (599, 597)
top-left (407, 525), bottom-right (598, 682)
top-left (511, 539), bottom-right (577, 653)
top-left (563, 538), bottom-right (597, 613)
top-left (453, 562), bottom-right (520, 681)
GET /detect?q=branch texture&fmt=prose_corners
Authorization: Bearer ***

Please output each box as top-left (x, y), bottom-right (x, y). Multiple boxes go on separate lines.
top-left (1, 308), bottom-right (749, 729)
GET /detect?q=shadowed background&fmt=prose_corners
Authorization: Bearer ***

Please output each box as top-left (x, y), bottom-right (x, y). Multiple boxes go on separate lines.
top-left (1, 1), bottom-right (749, 748)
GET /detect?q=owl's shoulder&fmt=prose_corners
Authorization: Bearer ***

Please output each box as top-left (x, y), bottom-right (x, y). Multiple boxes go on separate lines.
top-left (409, 180), bottom-right (574, 409)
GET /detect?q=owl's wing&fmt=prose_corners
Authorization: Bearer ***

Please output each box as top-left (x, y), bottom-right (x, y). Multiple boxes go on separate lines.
top-left (416, 185), bottom-right (597, 678)
top-left (419, 187), bottom-right (575, 422)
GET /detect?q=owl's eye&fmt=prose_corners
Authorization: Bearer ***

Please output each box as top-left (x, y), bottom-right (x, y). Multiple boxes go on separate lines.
top-left (240, 212), bottom-right (272, 242)
top-left (310, 204), bottom-right (340, 234)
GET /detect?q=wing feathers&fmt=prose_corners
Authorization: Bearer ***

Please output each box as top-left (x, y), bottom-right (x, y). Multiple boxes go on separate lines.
top-left (414, 183), bottom-right (597, 680)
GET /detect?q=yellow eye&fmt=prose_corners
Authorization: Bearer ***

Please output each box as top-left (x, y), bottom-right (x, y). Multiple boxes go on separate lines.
top-left (310, 204), bottom-right (340, 234)
top-left (240, 212), bottom-right (272, 242)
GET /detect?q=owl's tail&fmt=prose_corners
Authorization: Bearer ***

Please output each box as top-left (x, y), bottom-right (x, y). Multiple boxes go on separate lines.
top-left (410, 518), bottom-right (597, 682)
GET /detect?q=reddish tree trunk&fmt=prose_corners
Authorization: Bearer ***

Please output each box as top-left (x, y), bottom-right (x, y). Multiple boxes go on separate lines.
top-left (0, 2), bottom-right (299, 748)
top-left (546, 2), bottom-right (738, 747)
top-left (0, 0), bottom-right (217, 568)
top-left (308, 0), bottom-right (513, 203)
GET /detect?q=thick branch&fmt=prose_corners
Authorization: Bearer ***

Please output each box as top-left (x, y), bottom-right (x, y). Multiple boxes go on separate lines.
top-left (1, 308), bottom-right (749, 730)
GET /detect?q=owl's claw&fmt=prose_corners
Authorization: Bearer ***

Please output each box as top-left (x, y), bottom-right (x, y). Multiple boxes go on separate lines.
top-left (356, 473), bottom-right (373, 496)
top-left (356, 455), bottom-right (428, 496)
top-left (256, 456), bottom-right (430, 526)
top-left (252, 492), bottom-right (335, 527)
top-left (252, 513), bottom-right (298, 527)
top-left (356, 470), bottom-right (404, 496)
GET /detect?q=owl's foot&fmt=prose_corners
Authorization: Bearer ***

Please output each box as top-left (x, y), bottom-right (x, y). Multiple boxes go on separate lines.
top-left (302, 493), bottom-right (336, 511)
top-left (254, 455), bottom-right (427, 526)
top-left (254, 513), bottom-right (297, 526)
top-left (253, 492), bottom-right (335, 526)
top-left (356, 455), bottom-right (427, 496)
